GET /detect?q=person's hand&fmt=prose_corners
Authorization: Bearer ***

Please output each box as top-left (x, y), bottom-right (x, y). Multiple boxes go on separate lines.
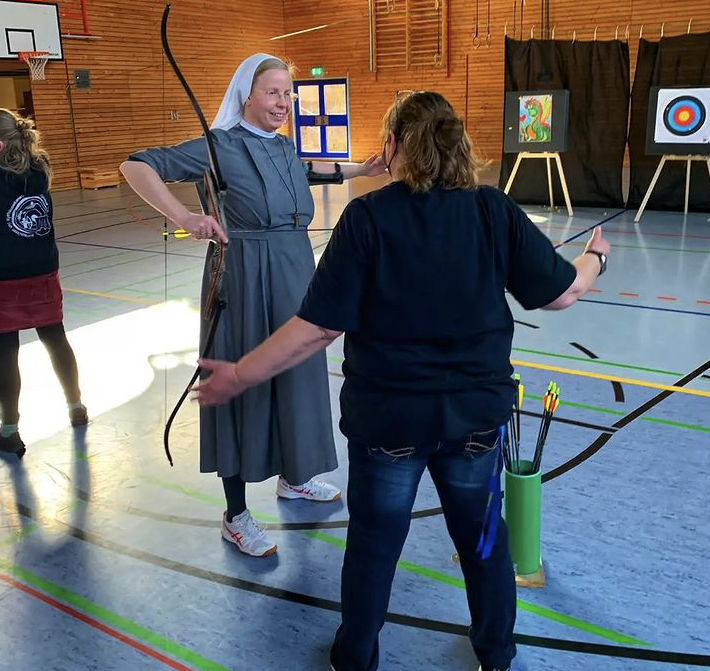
top-left (359, 154), bottom-right (387, 177)
top-left (191, 359), bottom-right (247, 406)
top-left (584, 226), bottom-right (610, 257)
top-left (176, 212), bottom-right (228, 244)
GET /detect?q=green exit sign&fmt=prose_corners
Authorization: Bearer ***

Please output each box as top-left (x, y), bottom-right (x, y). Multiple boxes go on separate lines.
top-left (310, 66), bottom-right (324, 77)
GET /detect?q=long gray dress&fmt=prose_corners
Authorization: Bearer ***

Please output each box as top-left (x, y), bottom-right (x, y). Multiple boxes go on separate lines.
top-left (129, 125), bottom-right (337, 483)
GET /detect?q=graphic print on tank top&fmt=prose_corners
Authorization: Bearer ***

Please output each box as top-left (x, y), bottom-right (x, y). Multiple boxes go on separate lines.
top-left (6, 194), bottom-right (51, 238)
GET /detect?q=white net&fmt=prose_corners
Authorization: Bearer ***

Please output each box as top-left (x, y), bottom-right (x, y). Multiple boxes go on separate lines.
top-left (19, 52), bottom-right (50, 81)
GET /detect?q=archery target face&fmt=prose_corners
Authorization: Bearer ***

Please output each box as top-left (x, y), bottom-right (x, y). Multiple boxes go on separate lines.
top-left (654, 88), bottom-right (710, 145)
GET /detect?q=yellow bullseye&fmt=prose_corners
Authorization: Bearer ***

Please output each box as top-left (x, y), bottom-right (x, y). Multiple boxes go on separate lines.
top-left (678, 110), bottom-right (691, 123)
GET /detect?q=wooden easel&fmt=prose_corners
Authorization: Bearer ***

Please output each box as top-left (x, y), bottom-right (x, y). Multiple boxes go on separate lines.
top-left (634, 154), bottom-right (710, 222)
top-left (503, 152), bottom-right (573, 216)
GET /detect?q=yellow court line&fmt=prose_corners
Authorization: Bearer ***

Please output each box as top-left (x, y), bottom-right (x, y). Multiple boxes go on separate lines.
top-left (511, 359), bottom-right (710, 399)
top-left (63, 287), bottom-right (160, 306)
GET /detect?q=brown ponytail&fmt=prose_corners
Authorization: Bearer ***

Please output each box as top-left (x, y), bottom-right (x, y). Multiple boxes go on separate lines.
top-left (381, 91), bottom-right (484, 193)
top-left (0, 109), bottom-right (52, 187)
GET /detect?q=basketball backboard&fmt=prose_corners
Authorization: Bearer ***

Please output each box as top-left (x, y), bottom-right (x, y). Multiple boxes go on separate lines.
top-left (0, 0), bottom-right (63, 60)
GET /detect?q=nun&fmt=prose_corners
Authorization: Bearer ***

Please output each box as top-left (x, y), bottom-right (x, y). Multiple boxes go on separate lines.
top-left (120, 53), bottom-right (384, 557)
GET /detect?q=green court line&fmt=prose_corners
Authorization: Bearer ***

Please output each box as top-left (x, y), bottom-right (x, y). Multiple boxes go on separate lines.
top-left (562, 240), bottom-right (710, 255)
top-left (139, 475), bottom-right (648, 647)
top-left (0, 559), bottom-right (233, 671)
top-left (0, 524), bottom-right (38, 548)
top-left (525, 393), bottom-right (622, 417)
top-left (326, 357), bottom-right (710, 434)
top-left (511, 347), bottom-right (685, 377)
top-left (603, 242), bottom-right (710, 255)
top-left (639, 416), bottom-right (710, 433)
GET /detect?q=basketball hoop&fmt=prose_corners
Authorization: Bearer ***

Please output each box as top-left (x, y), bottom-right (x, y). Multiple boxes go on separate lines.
top-left (19, 51), bottom-right (50, 81)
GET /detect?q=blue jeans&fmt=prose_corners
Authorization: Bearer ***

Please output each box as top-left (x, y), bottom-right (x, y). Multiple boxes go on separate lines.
top-left (331, 432), bottom-right (517, 671)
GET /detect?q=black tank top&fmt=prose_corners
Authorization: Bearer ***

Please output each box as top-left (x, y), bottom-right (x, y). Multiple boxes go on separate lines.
top-left (0, 166), bottom-right (57, 281)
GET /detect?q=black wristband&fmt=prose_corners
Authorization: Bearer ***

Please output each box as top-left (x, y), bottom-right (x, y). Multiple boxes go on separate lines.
top-left (584, 250), bottom-right (607, 275)
top-left (334, 162), bottom-right (341, 174)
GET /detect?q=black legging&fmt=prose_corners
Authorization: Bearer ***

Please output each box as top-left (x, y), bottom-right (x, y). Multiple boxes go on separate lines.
top-left (222, 474), bottom-right (247, 519)
top-left (0, 322), bottom-right (81, 425)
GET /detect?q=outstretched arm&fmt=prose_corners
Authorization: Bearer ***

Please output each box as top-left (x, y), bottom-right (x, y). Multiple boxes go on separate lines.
top-left (309, 154), bottom-right (386, 179)
top-left (192, 316), bottom-right (342, 405)
top-left (543, 228), bottom-right (610, 310)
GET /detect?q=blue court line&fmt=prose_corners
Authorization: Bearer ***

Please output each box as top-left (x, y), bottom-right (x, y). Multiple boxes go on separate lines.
top-left (578, 298), bottom-right (710, 318)
top-left (553, 210), bottom-right (626, 248)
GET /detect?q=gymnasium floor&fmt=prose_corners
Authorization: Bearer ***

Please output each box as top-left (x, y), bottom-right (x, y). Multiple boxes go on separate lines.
top-left (1, 176), bottom-right (709, 671)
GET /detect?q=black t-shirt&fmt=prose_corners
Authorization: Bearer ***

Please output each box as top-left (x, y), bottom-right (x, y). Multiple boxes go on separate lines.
top-left (0, 167), bottom-right (57, 281)
top-left (298, 182), bottom-right (576, 447)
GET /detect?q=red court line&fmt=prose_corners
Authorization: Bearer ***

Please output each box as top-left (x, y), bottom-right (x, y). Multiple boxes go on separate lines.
top-left (0, 573), bottom-right (196, 671)
top-left (698, 300), bottom-right (710, 306)
top-left (657, 296), bottom-right (677, 302)
top-left (619, 292), bottom-right (639, 297)
top-left (588, 288), bottom-right (602, 293)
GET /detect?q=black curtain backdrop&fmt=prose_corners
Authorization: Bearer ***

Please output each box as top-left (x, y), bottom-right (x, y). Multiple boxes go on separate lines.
top-left (498, 37), bottom-right (630, 208)
top-left (628, 32), bottom-right (710, 212)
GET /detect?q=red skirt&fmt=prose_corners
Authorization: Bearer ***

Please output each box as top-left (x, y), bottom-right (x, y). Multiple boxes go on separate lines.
top-left (0, 271), bottom-right (63, 333)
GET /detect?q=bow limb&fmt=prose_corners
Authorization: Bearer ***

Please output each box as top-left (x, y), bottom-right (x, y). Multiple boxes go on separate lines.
top-left (160, 4), bottom-right (227, 201)
top-left (160, 3), bottom-right (227, 465)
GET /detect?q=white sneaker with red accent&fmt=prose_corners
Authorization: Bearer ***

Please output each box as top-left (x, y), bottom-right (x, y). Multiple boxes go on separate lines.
top-left (276, 476), bottom-right (341, 502)
top-left (221, 510), bottom-right (277, 557)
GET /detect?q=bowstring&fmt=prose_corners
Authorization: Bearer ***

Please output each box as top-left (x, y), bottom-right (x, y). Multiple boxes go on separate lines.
top-left (162, 40), bottom-right (168, 434)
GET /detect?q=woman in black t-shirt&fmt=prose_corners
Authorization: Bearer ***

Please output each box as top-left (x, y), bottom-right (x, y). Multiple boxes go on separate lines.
top-left (0, 109), bottom-right (87, 458)
top-left (192, 91), bottom-right (610, 671)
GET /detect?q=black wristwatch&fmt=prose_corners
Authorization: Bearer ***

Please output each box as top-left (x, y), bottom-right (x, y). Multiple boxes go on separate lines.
top-left (585, 250), bottom-right (607, 275)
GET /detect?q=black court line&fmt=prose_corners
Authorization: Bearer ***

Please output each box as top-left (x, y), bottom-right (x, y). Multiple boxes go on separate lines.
top-left (56, 215), bottom-right (165, 239)
top-left (613, 358), bottom-right (710, 429)
top-left (58, 222), bottom-right (339, 242)
top-left (8, 363), bottom-right (708, 663)
top-left (55, 205), bottom-right (137, 223)
top-left (513, 319), bottom-right (540, 329)
top-left (9, 502), bottom-right (710, 666)
top-left (569, 341), bottom-right (625, 402)
top-left (328, 371), bottom-right (615, 434)
top-left (578, 298), bottom-right (710, 318)
top-left (543, 357), bottom-right (710, 482)
top-left (57, 239), bottom-right (204, 259)
top-left (553, 210), bottom-right (626, 248)
top-left (519, 409), bottom-right (615, 434)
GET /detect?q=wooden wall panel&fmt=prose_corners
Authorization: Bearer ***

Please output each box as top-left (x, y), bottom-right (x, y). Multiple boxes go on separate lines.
top-left (20, 0), bottom-right (285, 189)
top-left (282, 0), bottom-right (710, 167)
top-left (12, 0), bottom-right (710, 189)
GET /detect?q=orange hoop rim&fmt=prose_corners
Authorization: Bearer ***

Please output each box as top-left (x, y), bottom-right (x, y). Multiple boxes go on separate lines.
top-left (18, 51), bottom-right (50, 61)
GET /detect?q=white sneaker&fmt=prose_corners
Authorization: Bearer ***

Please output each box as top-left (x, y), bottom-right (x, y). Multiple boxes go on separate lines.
top-left (221, 510), bottom-right (277, 557)
top-left (276, 476), bottom-right (341, 502)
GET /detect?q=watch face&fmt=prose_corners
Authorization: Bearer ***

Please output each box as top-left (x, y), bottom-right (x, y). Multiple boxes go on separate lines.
top-left (587, 250), bottom-right (606, 274)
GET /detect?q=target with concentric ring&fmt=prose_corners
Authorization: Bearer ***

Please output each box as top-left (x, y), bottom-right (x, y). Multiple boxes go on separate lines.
top-left (662, 96), bottom-right (707, 137)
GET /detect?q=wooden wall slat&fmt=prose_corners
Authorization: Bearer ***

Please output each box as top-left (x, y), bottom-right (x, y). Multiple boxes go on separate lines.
top-left (282, 0), bottom-right (710, 166)
top-left (19, 0), bottom-right (284, 189)
top-left (13, 0), bottom-right (710, 189)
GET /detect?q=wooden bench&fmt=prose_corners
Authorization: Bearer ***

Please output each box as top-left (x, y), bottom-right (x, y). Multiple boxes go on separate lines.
top-left (78, 167), bottom-right (120, 189)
